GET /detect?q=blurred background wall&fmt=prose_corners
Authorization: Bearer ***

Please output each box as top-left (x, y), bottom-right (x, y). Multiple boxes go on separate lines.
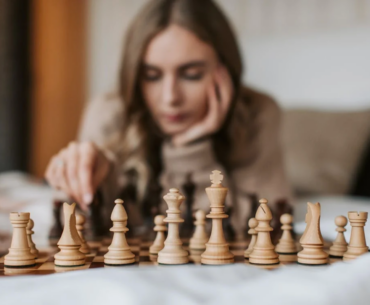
top-left (0, 0), bottom-right (370, 192)
top-left (88, 0), bottom-right (370, 110)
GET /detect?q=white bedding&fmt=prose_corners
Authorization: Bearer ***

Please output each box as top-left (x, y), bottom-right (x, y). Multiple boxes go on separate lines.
top-left (0, 254), bottom-right (370, 305)
top-left (1, 172), bottom-right (370, 304)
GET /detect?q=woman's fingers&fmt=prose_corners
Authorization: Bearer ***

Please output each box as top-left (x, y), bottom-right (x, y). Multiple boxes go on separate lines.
top-left (215, 65), bottom-right (233, 119)
top-left (78, 142), bottom-right (96, 209)
top-left (66, 142), bottom-right (81, 205)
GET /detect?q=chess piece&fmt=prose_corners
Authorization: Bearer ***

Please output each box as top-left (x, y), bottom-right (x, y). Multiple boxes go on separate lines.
top-left (149, 215), bottom-right (167, 255)
top-left (329, 216), bottom-right (348, 258)
top-left (4, 212), bottom-right (36, 268)
top-left (201, 170), bottom-right (234, 265)
top-left (189, 210), bottom-right (208, 251)
top-left (54, 203), bottom-right (86, 267)
top-left (49, 199), bottom-right (63, 244)
top-left (343, 211), bottom-right (369, 261)
top-left (244, 218), bottom-right (258, 259)
top-left (275, 214), bottom-right (298, 262)
top-left (26, 218), bottom-right (39, 259)
top-left (158, 188), bottom-right (189, 265)
top-left (298, 202), bottom-right (328, 265)
top-left (104, 199), bottom-right (136, 265)
top-left (76, 214), bottom-right (90, 254)
top-left (249, 199), bottom-right (279, 265)
top-left (181, 173), bottom-right (196, 237)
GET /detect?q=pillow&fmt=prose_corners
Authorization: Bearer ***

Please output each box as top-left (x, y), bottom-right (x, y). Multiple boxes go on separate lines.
top-left (282, 109), bottom-right (370, 196)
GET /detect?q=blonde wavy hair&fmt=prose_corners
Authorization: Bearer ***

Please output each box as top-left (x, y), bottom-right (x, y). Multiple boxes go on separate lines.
top-left (115, 0), bottom-right (243, 201)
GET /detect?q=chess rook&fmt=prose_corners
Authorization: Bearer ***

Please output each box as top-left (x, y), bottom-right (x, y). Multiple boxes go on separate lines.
top-left (54, 203), bottom-right (86, 267)
top-left (249, 199), bottom-right (279, 265)
top-left (329, 216), bottom-right (348, 258)
top-left (343, 211), bottom-right (368, 261)
top-left (189, 210), bottom-right (208, 251)
top-left (104, 199), bottom-right (136, 266)
top-left (26, 218), bottom-right (39, 259)
top-left (149, 215), bottom-right (167, 255)
top-left (76, 214), bottom-right (90, 254)
top-left (244, 218), bottom-right (258, 259)
top-left (298, 202), bottom-right (328, 265)
top-left (158, 188), bottom-right (189, 265)
top-left (4, 212), bottom-right (36, 268)
top-left (275, 214), bottom-right (298, 262)
top-left (201, 170), bottom-right (234, 265)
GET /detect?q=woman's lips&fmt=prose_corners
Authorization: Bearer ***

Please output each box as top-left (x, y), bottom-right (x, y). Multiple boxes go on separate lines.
top-left (162, 113), bottom-right (187, 123)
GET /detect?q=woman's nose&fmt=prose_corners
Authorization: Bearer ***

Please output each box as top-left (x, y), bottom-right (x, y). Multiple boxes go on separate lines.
top-left (162, 76), bottom-right (180, 107)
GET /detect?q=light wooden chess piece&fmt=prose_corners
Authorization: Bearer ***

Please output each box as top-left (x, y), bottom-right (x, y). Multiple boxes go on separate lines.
top-left (275, 213), bottom-right (298, 262)
top-left (26, 218), bottom-right (39, 259)
top-left (297, 202), bottom-right (328, 265)
top-left (158, 188), bottom-right (189, 265)
top-left (201, 170), bottom-right (234, 265)
top-left (329, 215), bottom-right (348, 258)
top-left (343, 211), bottom-right (369, 261)
top-left (249, 199), bottom-right (279, 266)
top-left (244, 218), bottom-right (258, 259)
top-left (189, 210), bottom-right (208, 251)
top-left (104, 199), bottom-right (136, 266)
top-left (149, 215), bottom-right (167, 255)
top-left (76, 214), bottom-right (90, 254)
top-left (4, 212), bottom-right (36, 268)
top-left (54, 203), bottom-right (86, 267)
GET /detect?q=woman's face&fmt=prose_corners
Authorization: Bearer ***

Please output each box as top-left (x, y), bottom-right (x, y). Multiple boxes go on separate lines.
top-left (141, 24), bottom-right (219, 136)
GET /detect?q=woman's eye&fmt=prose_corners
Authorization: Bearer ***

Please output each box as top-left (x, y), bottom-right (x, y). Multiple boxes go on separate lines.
top-left (181, 71), bottom-right (204, 81)
top-left (143, 69), bottom-right (161, 81)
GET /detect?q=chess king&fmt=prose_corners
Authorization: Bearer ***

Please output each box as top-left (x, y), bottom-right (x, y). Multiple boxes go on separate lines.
top-left (201, 170), bottom-right (234, 265)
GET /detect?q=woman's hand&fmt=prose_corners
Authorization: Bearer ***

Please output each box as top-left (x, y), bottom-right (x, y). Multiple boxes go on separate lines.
top-left (172, 65), bottom-right (233, 147)
top-left (45, 141), bottom-right (111, 211)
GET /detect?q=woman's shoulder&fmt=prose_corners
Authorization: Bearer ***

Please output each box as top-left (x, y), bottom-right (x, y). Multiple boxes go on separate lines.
top-left (240, 86), bottom-right (282, 122)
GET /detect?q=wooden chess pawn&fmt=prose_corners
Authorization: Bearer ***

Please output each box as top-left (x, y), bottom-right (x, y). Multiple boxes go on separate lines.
top-left (158, 189), bottom-right (189, 265)
top-left (189, 210), bottom-right (208, 251)
top-left (329, 215), bottom-right (348, 258)
top-left (275, 214), bottom-right (298, 262)
top-left (76, 214), bottom-right (90, 254)
top-left (104, 199), bottom-right (136, 266)
top-left (249, 199), bottom-right (279, 266)
top-left (201, 170), bottom-right (234, 265)
top-left (244, 218), bottom-right (258, 259)
top-left (54, 203), bottom-right (86, 267)
top-left (149, 215), bottom-right (167, 255)
top-left (343, 211), bottom-right (369, 261)
top-left (4, 212), bottom-right (36, 268)
top-left (298, 202), bottom-right (328, 265)
top-left (26, 218), bottom-right (39, 259)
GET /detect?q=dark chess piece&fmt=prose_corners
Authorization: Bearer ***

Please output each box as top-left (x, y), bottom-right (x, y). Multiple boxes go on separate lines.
top-left (181, 173), bottom-right (196, 237)
top-left (48, 200), bottom-right (63, 245)
top-left (85, 191), bottom-right (109, 240)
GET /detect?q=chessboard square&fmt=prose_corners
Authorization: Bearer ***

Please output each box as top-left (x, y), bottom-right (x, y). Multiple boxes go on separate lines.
top-left (138, 261), bottom-right (157, 267)
top-left (38, 262), bottom-right (55, 270)
top-left (92, 256), bottom-right (104, 263)
top-left (0, 257), bottom-right (4, 263)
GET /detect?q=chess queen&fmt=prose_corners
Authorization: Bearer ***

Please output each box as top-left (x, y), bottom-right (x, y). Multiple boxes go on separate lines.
top-left (45, 0), bottom-right (292, 237)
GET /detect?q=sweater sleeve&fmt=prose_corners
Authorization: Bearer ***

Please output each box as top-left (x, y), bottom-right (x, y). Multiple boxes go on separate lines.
top-left (229, 94), bottom-right (293, 235)
top-left (77, 94), bottom-right (124, 207)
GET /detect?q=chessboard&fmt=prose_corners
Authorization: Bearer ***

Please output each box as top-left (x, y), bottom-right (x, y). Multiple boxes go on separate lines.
top-left (0, 237), bottom-right (342, 277)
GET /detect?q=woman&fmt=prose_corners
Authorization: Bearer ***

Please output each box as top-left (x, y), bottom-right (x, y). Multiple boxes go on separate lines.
top-left (45, 0), bottom-right (292, 237)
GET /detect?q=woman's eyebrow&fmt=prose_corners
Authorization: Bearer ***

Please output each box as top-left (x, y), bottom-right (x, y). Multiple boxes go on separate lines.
top-left (142, 63), bottom-right (160, 70)
top-left (178, 60), bottom-right (206, 70)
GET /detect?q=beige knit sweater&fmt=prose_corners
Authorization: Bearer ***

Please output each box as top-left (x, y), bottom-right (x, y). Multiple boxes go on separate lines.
top-left (78, 87), bottom-right (292, 236)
